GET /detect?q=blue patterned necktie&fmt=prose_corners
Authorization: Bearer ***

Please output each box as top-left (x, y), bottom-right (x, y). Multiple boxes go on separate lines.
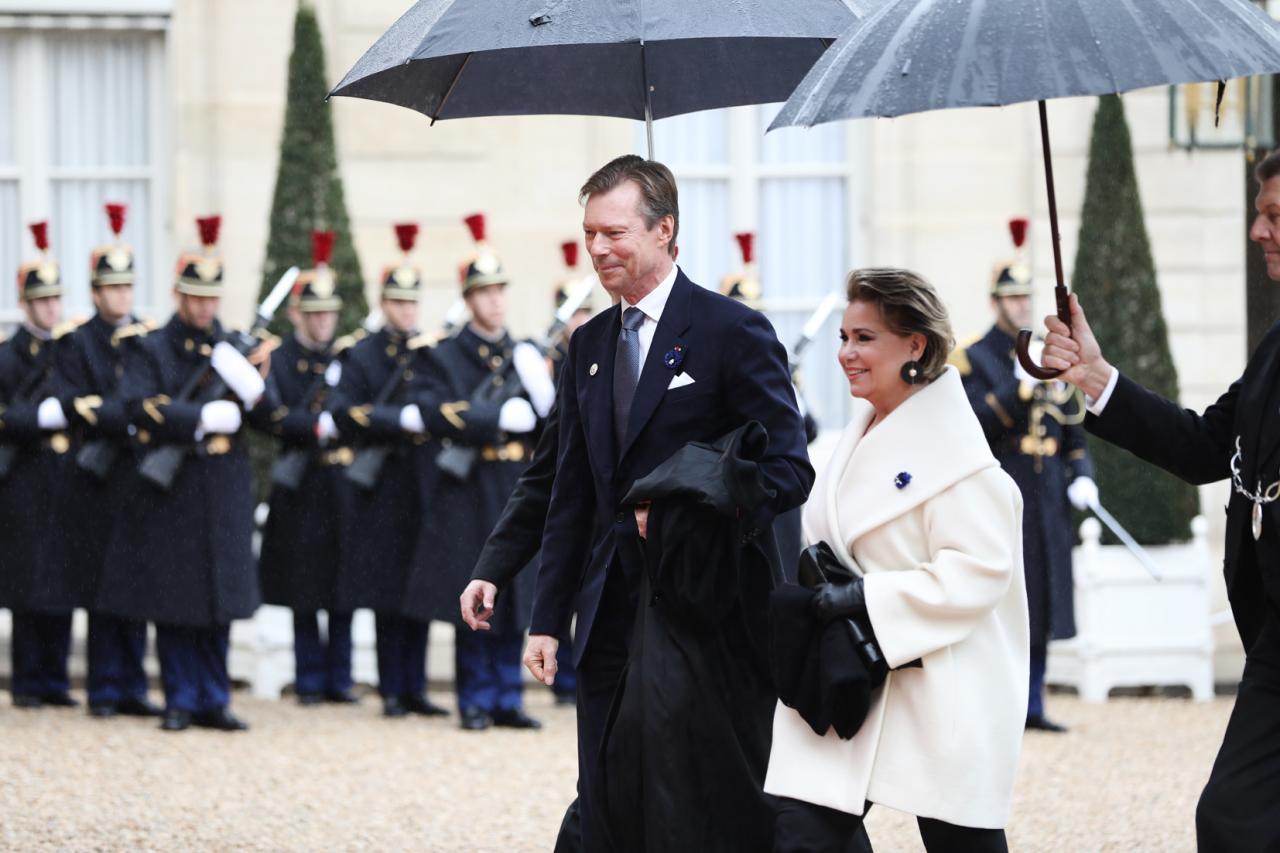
top-left (613, 306), bottom-right (646, 450)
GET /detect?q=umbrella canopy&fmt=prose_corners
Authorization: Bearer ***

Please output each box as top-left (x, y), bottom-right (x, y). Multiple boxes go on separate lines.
top-left (771, 0), bottom-right (1280, 127)
top-left (770, 0), bottom-right (1280, 378)
top-left (331, 0), bottom-right (858, 154)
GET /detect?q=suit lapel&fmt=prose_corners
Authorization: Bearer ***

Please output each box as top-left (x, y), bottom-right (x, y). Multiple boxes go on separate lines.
top-left (583, 304), bottom-right (620, 476)
top-left (619, 273), bottom-right (693, 462)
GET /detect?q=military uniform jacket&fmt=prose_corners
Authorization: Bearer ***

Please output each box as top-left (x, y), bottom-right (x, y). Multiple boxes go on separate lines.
top-left (328, 327), bottom-right (426, 613)
top-left (0, 326), bottom-right (67, 610)
top-left (97, 315), bottom-right (267, 628)
top-left (955, 325), bottom-right (1093, 642)
top-left (258, 333), bottom-right (354, 612)
top-left (39, 314), bottom-right (144, 610)
top-left (401, 326), bottom-right (542, 626)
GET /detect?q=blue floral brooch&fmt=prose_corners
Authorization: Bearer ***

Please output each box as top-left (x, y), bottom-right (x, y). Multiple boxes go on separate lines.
top-left (663, 344), bottom-right (686, 373)
top-left (894, 471), bottom-right (912, 490)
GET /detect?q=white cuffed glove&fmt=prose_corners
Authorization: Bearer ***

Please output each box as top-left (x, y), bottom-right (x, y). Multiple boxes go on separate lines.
top-left (37, 397), bottom-right (68, 430)
top-left (316, 411), bottom-right (339, 445)
top-left (513, 342), bottom-right (556, 418)
top-left (211, 341), bottom-right (266, 406)
top-left (196, 399), bottom-right (242, 438)
top-left (399, 404), bottom-right (426, 434)
top-left (498, 398), bottom-right (537, 433)
top-left (1067, 476), bottom-right (1099, 511)
top-left (324, 360), bottom-right (342, 387)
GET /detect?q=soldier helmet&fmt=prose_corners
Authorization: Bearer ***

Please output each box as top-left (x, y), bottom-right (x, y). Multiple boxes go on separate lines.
top-left (17, 221), bottom-right (62, 301)
top-left (381, 223), bottom-right (423, 302)
top-left (991, 217), bottom-right (1033, 298)
top-left (175, 216), bottom-right (225, 297)
top-left (458, 213), bottom-right (507, 294)
top-left (553, 240), bottom-right (593, 313)
top-left (90, 203), bottom-right (135, 288)
top-left (720, 232), bottom-right (762, 306)
top-left (292, 230), bottom-right (343, 312)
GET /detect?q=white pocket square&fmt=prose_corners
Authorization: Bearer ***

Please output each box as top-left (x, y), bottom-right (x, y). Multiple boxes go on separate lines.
top-left (667, 372), bottom-right (696, 390)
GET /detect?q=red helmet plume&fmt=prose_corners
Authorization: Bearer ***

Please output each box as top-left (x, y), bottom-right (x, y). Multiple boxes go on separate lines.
top-left (105, 203), bottom-right (127, 237)
top-left (394, 223), bottom-right (419, 254)
top-left (735, 232), bottom-right (755, 265)
top-left (560, 241), bottom-right (579, 268)
top-left (311, 230), bottom-right (336, 267)
top-left (29, 221), bottom-right (49, 253)
top-left (464, 213), bottom-right (486, 243)
top-left (196, 215), bottom-right (222, 250)
top-left (1008, 217), bottom-right (1029, 249)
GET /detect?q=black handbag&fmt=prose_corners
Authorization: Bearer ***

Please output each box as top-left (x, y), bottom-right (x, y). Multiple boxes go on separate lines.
top-left (798, 543), bottom-right (886, 675)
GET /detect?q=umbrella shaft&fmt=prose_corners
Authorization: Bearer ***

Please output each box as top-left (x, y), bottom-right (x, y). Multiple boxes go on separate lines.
top-left (1038, 100), bottom-right (1069, 324)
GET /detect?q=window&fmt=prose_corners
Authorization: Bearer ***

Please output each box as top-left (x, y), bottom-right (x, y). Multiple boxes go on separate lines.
top-left (0, 19), bottom-right (166, 325)
top-left (641, 106), bottom-right (865, 434)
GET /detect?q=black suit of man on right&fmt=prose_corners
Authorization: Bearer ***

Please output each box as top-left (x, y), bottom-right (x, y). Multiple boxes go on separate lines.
top-left (1041, 150), bottom-right (1280, 852)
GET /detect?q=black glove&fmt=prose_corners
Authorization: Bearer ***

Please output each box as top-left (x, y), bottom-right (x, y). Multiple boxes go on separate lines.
top-left (810, 577), bottom-right (869, 625)
top-left (811, 579), bottom-right (889, 687)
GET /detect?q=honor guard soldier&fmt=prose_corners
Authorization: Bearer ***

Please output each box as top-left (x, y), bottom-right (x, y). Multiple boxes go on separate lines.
top-left (97, 216), bottom-right (271, 732)
top-left (46, 205), bottom-right (161, 718)
top-left (549, 240), bottom-right (595, 386)
top-left (330, 223), bottom-right (446, 719)
top-left (950, 218), bottom-right (1097, 733)
top-left (258, 231), bottom-right (358, 705)
top-left (0, 222), bottom-right (77, 708)
top-left (402, 213), bottom-right (553, 731)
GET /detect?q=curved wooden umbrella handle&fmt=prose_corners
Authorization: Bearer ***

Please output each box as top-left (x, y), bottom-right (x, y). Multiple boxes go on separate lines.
top-left (1016, 100), bottom-right (1070, 382)
top-left (1015, 285), bottom-right (1070, 380)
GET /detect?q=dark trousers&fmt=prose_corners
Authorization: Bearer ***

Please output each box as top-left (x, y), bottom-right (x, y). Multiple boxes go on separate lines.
top-left (576, 568), bottom-right (637, 853)
top-left (455, 627), bottom-right (524, 713)
top-left (774, 797), bottom-right (1006, 853)
top-left (87, 613), bottom-right (149, 706)
top-left (293, 610), bottom-right (353, 696)
top-left (155, 624), bottom-right (231, 713)
top-left (1195, 653), bottom-right (1280, 852)
top-left (1028, 642), bottom-right (1047, 718)
top-left (374, 612), bottom-right (428, 699)
top-left (10, 611), bottom-right (73, 698)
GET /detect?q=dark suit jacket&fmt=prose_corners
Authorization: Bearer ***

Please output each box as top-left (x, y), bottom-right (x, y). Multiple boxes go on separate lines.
top-left (1086, 321), bottom-right (1280, 653)
top-left (530, 270), bottom-right (815, 664)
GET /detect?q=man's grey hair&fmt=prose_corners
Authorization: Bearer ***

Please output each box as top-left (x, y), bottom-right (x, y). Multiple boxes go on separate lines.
top-left (579, 155), bottom-right (679, 258)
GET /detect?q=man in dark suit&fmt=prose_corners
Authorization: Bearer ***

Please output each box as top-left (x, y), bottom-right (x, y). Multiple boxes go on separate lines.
top-left (1041, 149), bottom-right (1280, 851)
top-left (522, 155), bottom-right (814, 850)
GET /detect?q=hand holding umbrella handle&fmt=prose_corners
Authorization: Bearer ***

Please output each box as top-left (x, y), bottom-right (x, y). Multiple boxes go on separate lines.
top-left (1015, 100), bottom-right (1071, 381)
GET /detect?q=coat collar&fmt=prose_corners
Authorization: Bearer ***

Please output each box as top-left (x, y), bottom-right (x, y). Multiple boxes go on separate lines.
top-left (804, 367), bottom-right (998, 565)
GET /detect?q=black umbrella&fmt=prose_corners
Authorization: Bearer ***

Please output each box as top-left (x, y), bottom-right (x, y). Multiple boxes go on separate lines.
top-left (771, 0), bottom-right (1280, 377)
top-left (329, 0), bottom-right (859, 157)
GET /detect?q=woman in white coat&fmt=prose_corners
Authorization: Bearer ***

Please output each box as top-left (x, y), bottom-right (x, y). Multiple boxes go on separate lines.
top-left (766, 268), bottom-right (1029, 852)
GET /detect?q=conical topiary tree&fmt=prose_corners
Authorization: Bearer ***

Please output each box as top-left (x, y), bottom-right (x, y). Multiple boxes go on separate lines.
top-left (1070, 94), bottom-right (1200, 544)
top-left (259, 0), bottom-right (366, 334)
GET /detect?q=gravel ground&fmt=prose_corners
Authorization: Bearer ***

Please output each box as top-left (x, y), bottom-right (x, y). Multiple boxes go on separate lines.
top-left (0, 688), bottom-right (1232, 852)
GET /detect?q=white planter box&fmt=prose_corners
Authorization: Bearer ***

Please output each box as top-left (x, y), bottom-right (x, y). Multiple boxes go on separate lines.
top-left (1046, 515), bottom-right (1215, 702)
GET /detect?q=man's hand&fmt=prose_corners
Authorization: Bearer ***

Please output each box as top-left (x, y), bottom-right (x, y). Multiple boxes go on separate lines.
top-left (1041, 293), bottom-right (1114, 399)
top-left (459, 580), bottom-right (498, 631)
top-left (523, 634), bottom-right (559, 687)
top-left (635, 501), bottom-right (651, 539)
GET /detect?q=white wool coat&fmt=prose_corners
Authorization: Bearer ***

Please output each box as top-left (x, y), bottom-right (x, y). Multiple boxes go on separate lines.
top-left (764, 366), bottom-right (1029, 829)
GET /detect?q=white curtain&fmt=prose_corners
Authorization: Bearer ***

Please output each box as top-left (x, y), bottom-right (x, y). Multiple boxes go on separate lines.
top-left (760, 177), bottom-right (848, 431)
top-left (45, 31), bottom-right (156, 317)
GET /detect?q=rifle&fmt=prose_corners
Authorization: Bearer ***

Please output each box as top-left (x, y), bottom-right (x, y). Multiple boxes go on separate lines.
top-left (76, 322), bottom-right (146, 481)
top-left (136, 267), bottom-right (299, 491)
top-left (267, 369), bottom-right (331, 492)
top-left (344, 356), bottom-right (412, 492)
top-left (0, 339), bottom-right (56, 480)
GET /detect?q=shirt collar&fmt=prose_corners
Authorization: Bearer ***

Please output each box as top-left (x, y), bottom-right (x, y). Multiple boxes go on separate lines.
top-left (625, 264), bottom-right (679, 325)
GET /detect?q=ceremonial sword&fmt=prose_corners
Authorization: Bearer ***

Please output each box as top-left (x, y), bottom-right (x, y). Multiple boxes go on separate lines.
top-left (1087, 497), bottom-right (1163, 582)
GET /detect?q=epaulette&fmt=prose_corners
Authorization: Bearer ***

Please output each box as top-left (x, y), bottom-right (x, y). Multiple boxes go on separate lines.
top-left (408, 332), bottom-right (438, 351)
top-left (333, 328), bottom-right (368, 354)
top-left (111, 322), bottom-right (151, 346)
top-left (52, 317), bottom-right (89, 340)
top-left (947, 333), bottom-right (982, 377)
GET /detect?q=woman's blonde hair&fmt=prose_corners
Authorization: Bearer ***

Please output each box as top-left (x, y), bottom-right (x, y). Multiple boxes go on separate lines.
top-left (845, 267), bottom-right (955, 383)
